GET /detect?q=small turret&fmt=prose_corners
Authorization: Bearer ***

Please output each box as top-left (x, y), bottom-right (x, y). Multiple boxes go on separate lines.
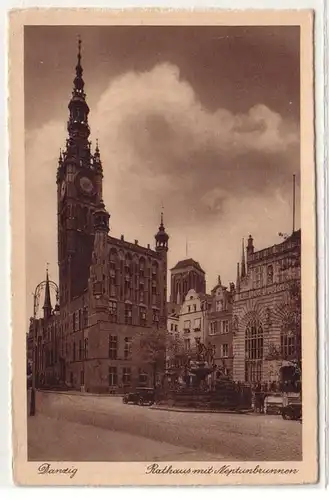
top-left (93, 138), bottom-right (103, 200)
top-left (93, 138), bottom-right (102, 169)
top-left (155, 212), bottom-right (169, 251)
top-left (93, 199), bottom-right (110, 233)
top-left (247, 234), bottom-right (254, 257)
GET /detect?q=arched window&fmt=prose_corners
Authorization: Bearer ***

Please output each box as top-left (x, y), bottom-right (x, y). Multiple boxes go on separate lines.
top-left (244, 318), bottom-right (263, 383)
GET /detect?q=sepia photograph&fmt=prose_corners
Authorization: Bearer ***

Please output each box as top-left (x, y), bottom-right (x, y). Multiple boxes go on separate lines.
top-left (10, 9), bottom-right (317, 486)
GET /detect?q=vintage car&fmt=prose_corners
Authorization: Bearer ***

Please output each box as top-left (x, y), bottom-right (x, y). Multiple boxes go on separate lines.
top-left (122, 387), bottom-right (155, 406)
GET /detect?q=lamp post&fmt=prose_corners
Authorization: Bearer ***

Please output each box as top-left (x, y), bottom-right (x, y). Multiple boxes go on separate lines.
top-left (29, 278), bottom-right (59, 417)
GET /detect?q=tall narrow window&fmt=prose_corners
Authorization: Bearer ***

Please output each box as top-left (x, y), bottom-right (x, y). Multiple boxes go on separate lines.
top-left (125, 304), bottom-right (132, 325)
top-left (184, 320), bottom-right (191, 332)
top-left (124, 337), bottom-right (132, 360)
top-left (244, 319), bottom-right (263, 383)
top-left (222, 320), bottom-right (229, 334)
top-left (221, 344), bottom-right (229, 358)
top-left (108, 367), bottom-right (118, 386)
top-left (109, 300), bottom-right (117, 322)
top-left (122, 367), bottom-right (131, 385)
top-left (108, 335), bottom-right (118, 360)
top-left (194, 318), bottom-right (201, 332)
top-left (253, 266), bottom-right (262, 289)
top-left (84, 338), bottom-right (88, 359)
top-left (139, 283), bottom-right (145, 303)
top-left (139, 306), bottom-right (147, 327)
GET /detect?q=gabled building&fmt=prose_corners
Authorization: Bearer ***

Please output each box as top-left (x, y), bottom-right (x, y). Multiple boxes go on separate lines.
top-left (206, 276), bottom-right (235, 378)
top-left (178, 288), bottom-right (212, 350)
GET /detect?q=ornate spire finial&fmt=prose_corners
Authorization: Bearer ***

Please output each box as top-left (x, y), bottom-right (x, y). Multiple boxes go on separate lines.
top-left (66, 37), bottom-right (90, 152)
top-left (73, 35), bottom-right (84, 95)
top-left (78, 35), bottom-right (82, 62)
top-left (43, 263), bottom-right (52, 319)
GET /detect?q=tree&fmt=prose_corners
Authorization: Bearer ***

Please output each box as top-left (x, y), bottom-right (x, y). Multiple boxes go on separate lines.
top-left (131, 330), bottom-right (177, 388)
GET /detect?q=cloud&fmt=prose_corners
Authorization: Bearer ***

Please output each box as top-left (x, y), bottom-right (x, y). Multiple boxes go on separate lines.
top-left (25, 62), bottom-right (300, 309)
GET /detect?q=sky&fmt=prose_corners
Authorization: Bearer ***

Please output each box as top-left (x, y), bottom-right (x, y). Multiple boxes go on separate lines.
top-left (24, 25), bottom-right (301, 314)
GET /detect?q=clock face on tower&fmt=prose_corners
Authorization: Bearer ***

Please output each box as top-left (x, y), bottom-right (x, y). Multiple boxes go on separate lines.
top-left (79, 176), bottom-right (95, 195)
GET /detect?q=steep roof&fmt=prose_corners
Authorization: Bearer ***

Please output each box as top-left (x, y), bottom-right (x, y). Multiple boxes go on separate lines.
top-left (170, 258), bottom-right (205, 273)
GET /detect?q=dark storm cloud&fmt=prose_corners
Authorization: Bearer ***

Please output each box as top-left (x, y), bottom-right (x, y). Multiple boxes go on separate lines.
top-left (25, 25), bottom-right (300, 128)
top-left (25, 24), bottom-right (300, 299)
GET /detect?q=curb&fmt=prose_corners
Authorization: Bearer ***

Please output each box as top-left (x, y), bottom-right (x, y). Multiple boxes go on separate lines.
top-left (37, 389), bottom-right (122, 398)
top-left (149, 406), bottom-right (253, 415)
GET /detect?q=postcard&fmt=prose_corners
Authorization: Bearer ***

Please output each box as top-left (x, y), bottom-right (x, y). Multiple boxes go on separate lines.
top-left (9, 8), bottom-right (317, 486)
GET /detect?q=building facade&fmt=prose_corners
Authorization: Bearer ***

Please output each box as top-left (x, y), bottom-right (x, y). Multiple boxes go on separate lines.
top-left (178, 289), bottom-right (211, 350)
top-left (28, 41), bottom-right (169, 393)
top-left (206, 276), bottom-right (234, 378)
top-left (232, 231), bottom-right (301, 387)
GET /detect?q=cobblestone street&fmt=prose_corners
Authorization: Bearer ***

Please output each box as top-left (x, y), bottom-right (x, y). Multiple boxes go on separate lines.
top-left (28, 392), bottom-right (302, 462)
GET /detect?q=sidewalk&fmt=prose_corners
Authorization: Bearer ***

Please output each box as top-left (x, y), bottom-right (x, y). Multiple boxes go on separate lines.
top-left (27, 414), bottom-right (223, 462)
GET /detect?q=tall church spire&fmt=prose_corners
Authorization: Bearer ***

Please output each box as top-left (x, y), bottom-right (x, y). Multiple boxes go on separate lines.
top-left (43, 267), bottom-right (52, 320)
top-left (66, 36), bottom-right (91, 164)
top-left (241, 238), bottom-right (246, 279)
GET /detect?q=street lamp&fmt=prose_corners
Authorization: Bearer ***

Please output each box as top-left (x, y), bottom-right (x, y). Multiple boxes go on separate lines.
top-left (29, 278), bottom-right (59, 417)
